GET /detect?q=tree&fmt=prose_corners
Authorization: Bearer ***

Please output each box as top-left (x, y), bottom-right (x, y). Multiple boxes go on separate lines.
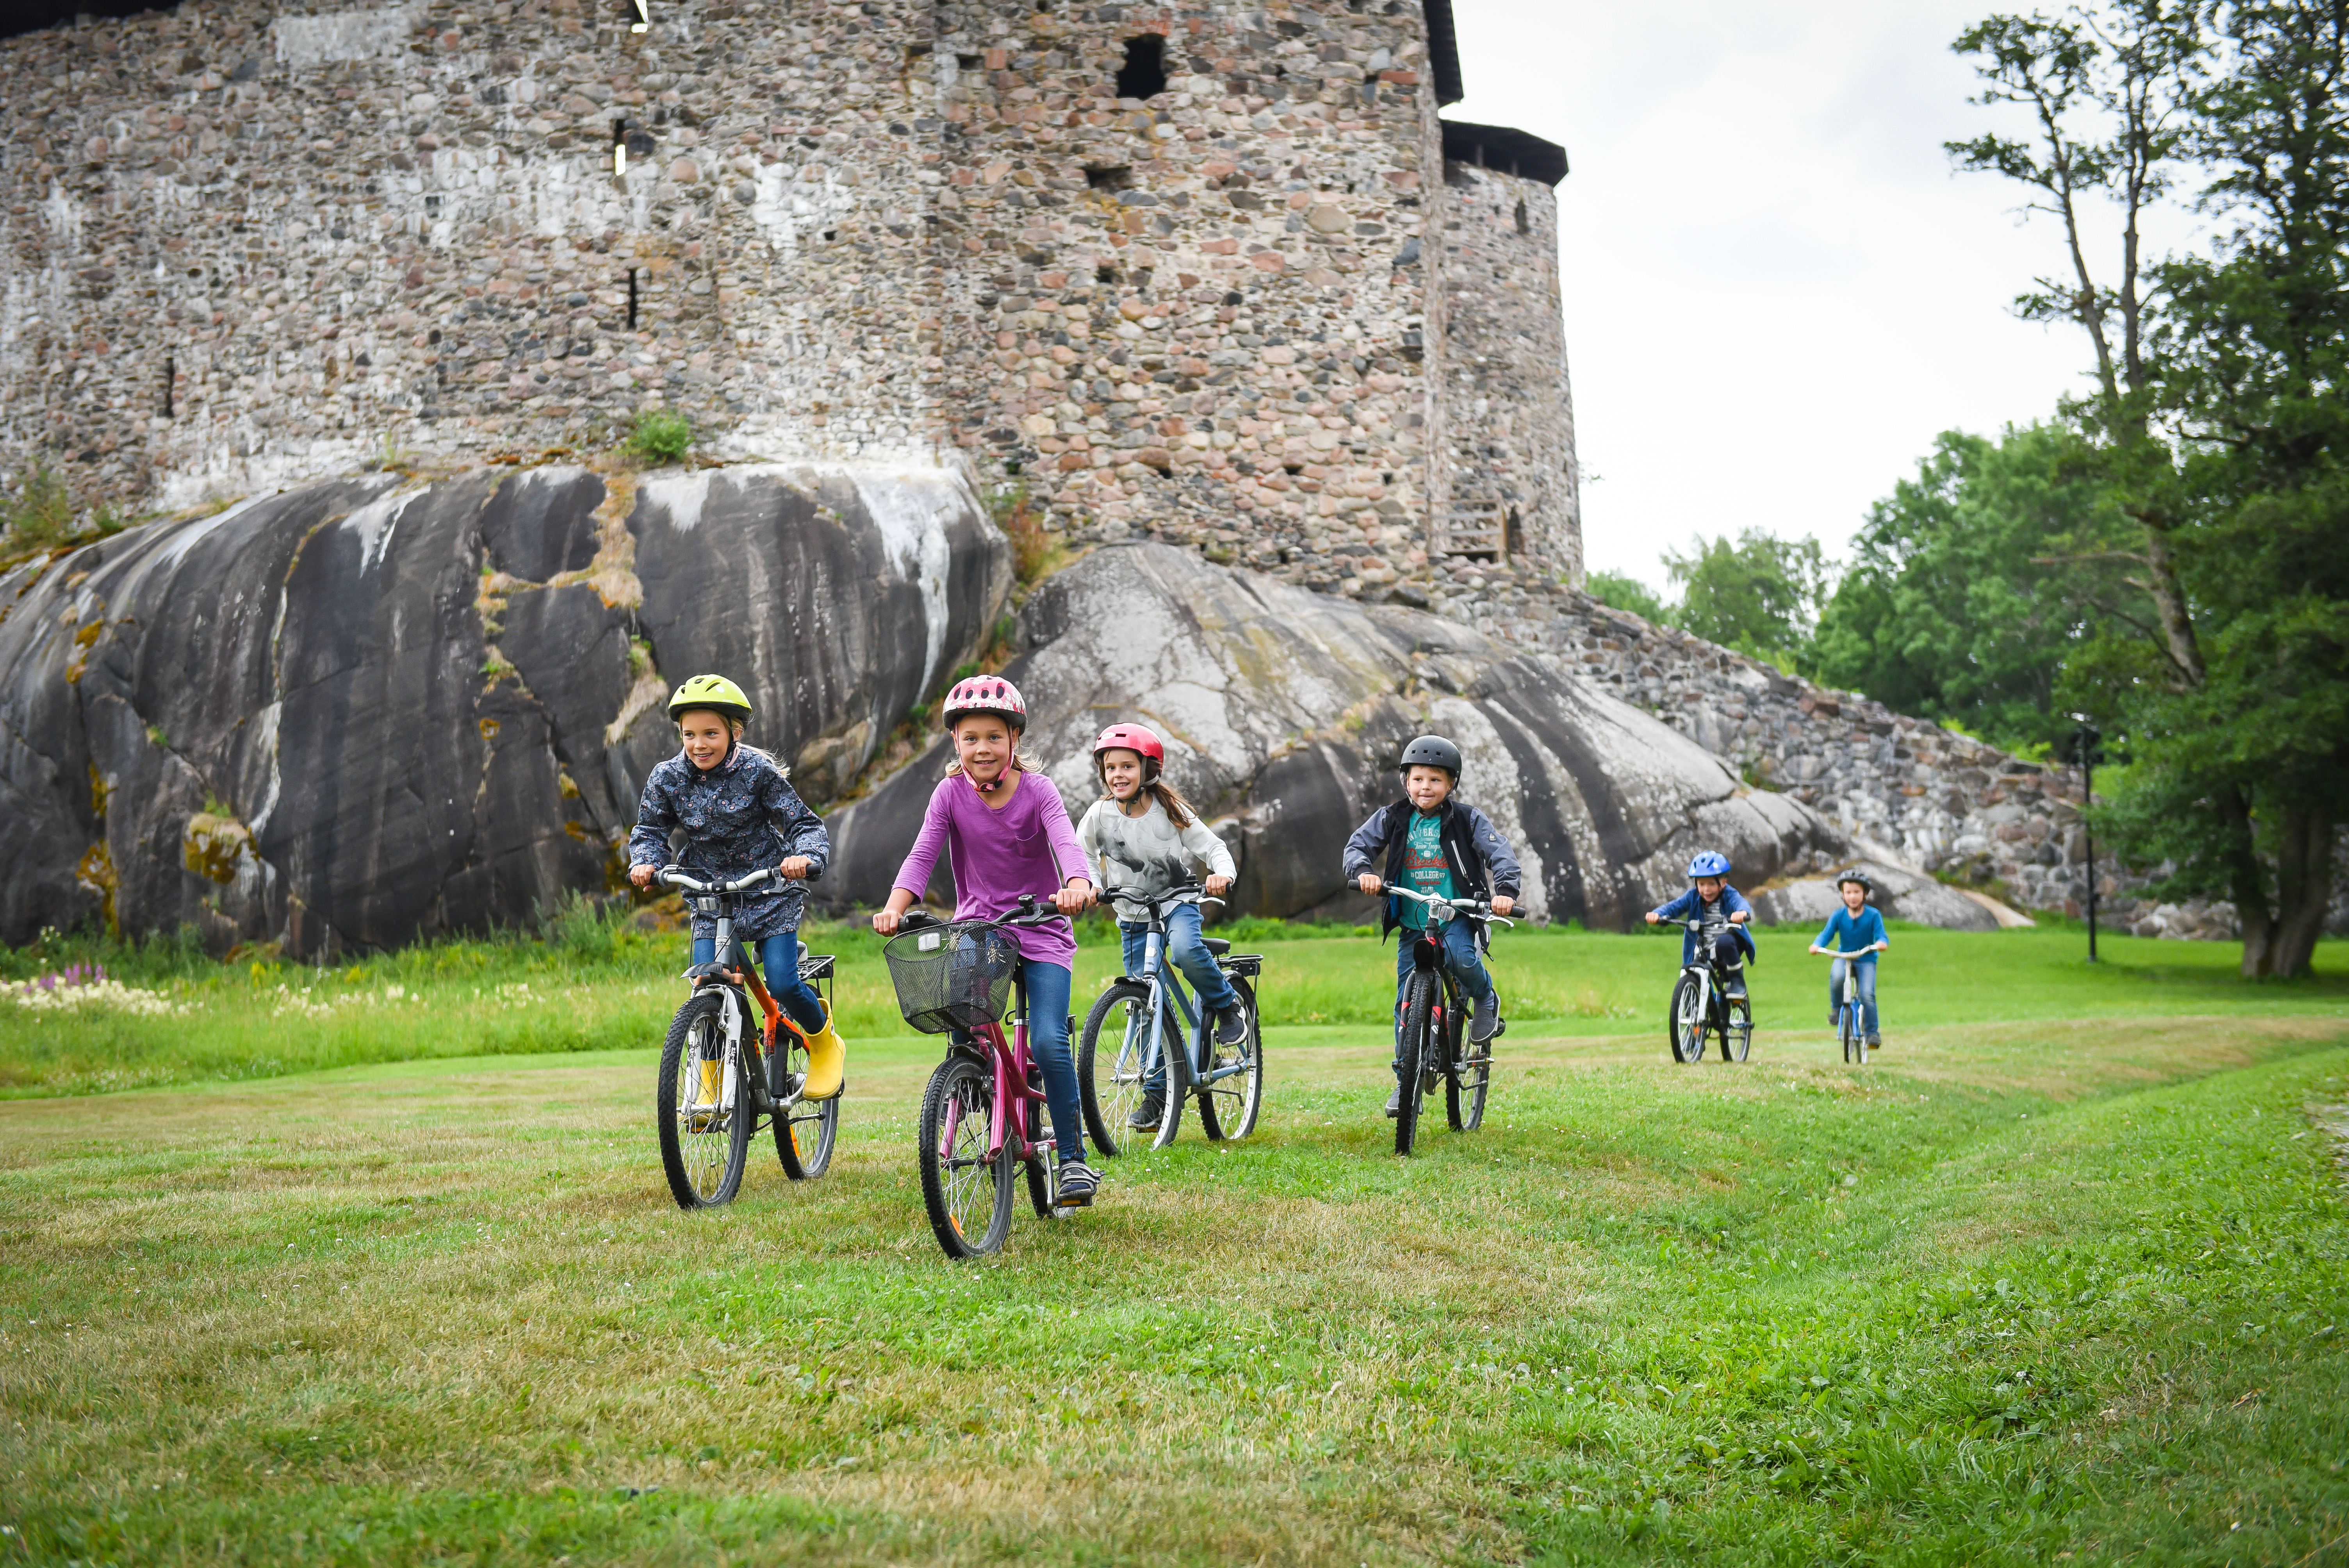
top-left (1583, 569), bottom-right (1670, 624)
top-left (1953, 0), bottom-right (2349, 977)
top-left (1811, 424), bottom-right (2119, 752)
top-left (1661, 529), bottom-right (1828, 665)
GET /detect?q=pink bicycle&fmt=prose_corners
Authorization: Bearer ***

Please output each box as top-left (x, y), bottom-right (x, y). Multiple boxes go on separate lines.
top-left (883, 895), bottom-right (1071, 1258)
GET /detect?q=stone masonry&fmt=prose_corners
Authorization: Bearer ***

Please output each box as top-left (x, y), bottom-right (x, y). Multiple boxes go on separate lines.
top-left (0, 0), bottom-right (1577, 586)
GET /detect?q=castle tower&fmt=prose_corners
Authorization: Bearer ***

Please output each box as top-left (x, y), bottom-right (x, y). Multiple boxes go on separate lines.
top-left (0, 0), bottom-right (1577, 593)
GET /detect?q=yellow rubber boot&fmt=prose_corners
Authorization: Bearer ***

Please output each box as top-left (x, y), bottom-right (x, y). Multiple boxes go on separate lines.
top-left (798, 1005), bottom-right (847, 1101)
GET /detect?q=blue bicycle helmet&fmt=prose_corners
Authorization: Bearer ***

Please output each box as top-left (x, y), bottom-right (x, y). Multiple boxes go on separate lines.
top-left (1686, 850), bottom-right (1732, 879)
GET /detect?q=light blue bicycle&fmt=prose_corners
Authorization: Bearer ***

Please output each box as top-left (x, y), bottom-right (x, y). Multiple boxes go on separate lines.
top-left (1078, 897), bottom-right (1264, 1153)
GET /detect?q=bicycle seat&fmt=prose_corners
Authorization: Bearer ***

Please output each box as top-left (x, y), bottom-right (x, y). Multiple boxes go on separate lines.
top-left (1201, 936), bottom-right (1230, 955)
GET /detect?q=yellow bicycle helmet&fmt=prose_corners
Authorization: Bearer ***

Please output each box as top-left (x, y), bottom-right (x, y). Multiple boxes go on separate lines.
top-left (667, 674), bottom-right (752, 725)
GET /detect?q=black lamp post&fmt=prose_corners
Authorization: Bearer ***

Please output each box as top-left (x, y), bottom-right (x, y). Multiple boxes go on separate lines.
top-left (2072, 717), bottom-right (2104, 962)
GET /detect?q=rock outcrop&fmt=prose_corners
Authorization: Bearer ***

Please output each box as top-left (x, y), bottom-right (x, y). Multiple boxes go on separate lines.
top-left (825, 542), bottom-right (1960, 928)
top-left (0, 461), bottom-right (1006, 954)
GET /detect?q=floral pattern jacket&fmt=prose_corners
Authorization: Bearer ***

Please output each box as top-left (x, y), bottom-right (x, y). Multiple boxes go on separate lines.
top-left (627, 744), bottom-right (829, 943)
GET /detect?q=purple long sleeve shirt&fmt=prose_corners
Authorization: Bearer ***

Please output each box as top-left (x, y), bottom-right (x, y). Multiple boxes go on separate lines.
top-left (892, 769), bottom-right (1091, 968)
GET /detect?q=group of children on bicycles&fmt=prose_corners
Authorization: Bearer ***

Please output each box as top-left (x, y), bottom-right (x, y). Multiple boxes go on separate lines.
top-left (626, 669), bottom-right (1892, 1211)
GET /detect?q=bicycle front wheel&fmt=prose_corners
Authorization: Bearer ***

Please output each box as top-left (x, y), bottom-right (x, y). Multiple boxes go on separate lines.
top-left (919, 1053), bottom-right (1012, 1258)
top-left (1196, 976), bottom-right (1264, 1142)
top-left (1395, 971), bottom-right (1435, 1156)
top-left (1669, 975), bottom-right (1707, 1064)
top-left (658, 991), bottom-right (750, 1209)
top-left (1080, 981), bottom-right (1153, 1158)
top-left (1445, 1000), bottom-right (1488, 1131)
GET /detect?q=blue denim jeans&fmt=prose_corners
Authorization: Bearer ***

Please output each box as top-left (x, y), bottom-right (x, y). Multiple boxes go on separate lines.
top-left (693, 931), bottom-right (826, 1033)
top-left (1392, 916), bottom-right (1494, 1078)
top-left (1830, 957), bottom-right (1879, 1041)
top-left (1119, 903), bottom-right (1240, 1094)
top-left (951, 957), bottom-right (1084, 1165)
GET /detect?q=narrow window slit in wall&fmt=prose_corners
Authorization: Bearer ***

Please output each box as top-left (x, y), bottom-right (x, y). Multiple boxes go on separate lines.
top-left (1115, 35), bottom-right (1166, 101)
top-left (612, 119), bottom-right (627, 175)
top-left (1084, 165), bottom-right (1131, 192)
top-left (627, 269), bottom-right (639, 331)
top-left (1514, 198), bottom-right (1528, 235)
top-left (161, 355), bottom-right (174, 418)
top-left (628, 0), bottom-right (648, 32)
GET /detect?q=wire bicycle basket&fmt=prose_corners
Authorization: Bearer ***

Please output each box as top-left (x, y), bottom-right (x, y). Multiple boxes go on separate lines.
top-left (884, 920), bottom-right (1021, 1034)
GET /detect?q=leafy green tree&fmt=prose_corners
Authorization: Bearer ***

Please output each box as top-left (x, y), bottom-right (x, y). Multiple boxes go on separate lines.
top-left (1811, 424), bottom-right (2117, 752)
top-left (1662, 528), bottom-right (1827, 665)
top-left (1582, 569), bottom-right (1670, 624)
top-left (1954, 0), bottom-right (2348, 976)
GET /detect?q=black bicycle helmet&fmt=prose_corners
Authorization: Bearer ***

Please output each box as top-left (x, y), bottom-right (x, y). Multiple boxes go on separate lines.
top-left (1398, 734), bottom-right (1463, 778)
top-left (1834, 867), bottom-right (1874, 892)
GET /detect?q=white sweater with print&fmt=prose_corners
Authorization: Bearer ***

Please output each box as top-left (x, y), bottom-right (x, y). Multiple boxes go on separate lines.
top-left (1076, 795), bottom-right (1237, 923)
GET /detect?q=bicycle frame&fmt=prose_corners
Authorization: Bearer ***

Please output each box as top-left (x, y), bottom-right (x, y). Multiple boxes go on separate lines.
top-left (955, 989), bottom-right (1050, 1168)
top-left (1126, 899), bottom-right (1242, 1096)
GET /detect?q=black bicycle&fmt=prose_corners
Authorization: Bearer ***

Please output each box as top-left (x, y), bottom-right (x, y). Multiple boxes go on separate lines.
top-left (1659, 917), bottom-right (1752, 1065)
top-left (653, 866), bottom-right (839, 1208)
top-left (1383, 883), bottom-right (1513, 1156)
top-left (1078, 896), bottom-right (1265, 1155)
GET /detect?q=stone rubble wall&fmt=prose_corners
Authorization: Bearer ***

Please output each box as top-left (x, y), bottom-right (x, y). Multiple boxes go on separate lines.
top-left (2, 0), bottom-right (1561, 591)
top-left (1433, 159), bottom-right (1578, 583)
top-left (1394, 557), bottom-right (2265, 941)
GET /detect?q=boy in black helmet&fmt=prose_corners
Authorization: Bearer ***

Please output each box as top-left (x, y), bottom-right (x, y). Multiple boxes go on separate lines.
top-left (1341, 735), bottom-right (1522, 1116)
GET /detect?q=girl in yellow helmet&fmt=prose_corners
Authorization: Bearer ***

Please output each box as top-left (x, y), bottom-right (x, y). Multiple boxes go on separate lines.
top-left (626, 675), bottom-right (848, 1099)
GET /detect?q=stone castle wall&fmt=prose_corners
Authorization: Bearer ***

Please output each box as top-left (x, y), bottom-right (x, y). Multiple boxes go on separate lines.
top-left (1434, 158), bottom-right (1577, 583)
top-left (1, 0), bottom-right (1581, 586)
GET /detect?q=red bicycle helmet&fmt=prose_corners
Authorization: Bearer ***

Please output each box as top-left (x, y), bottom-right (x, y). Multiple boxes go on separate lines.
top-left (940, 674), bottom-right (1028, 732)
top-left (1092, 722), bottom-right (1166, 782)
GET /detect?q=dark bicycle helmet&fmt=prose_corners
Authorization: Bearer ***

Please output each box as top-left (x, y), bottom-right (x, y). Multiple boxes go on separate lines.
top-left (1398, 734), bottom-right (1463, 778)
top-left (1834, 867), bottom-right (1874, 892)
top-left (1686, 850), bottom-right (1732, 879)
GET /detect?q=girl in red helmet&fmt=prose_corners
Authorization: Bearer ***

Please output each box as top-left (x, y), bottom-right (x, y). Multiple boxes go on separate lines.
top-left (872, 675), bottom-right (1105, 1206)
top-left (1076, 723), bottom-right (1245, 1133)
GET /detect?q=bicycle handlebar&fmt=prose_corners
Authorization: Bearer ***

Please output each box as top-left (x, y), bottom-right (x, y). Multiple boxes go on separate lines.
top-left (1377, 882), bottom-right (1515, 928)
top-left (896, 893), bottom-right (1070, 934)
top-left (658, 862), bottom-right (824, 896)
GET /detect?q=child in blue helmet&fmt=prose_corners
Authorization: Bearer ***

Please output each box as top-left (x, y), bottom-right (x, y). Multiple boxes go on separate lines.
top-left (1645, 851), bottom-right (1754, 998)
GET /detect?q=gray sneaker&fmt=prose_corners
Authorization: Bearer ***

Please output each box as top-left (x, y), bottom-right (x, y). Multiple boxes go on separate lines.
top-left (1469, 991), bottom-right (1502, 1043)
top-left (1125, 1091), bottom-right (1164, 1131)
top-left (1054, 1158), bottom-right (1100, 1207)
top-left (1214, 1005), bottom-right (1247, 1047)
top-left (1384, 1083), bottom-right (1401, 1119)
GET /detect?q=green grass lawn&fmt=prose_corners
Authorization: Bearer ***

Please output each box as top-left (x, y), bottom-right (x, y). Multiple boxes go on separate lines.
top-left (4, 925), bottom-right (2349, 1563)
top-left (5, 914), bottom-right (2345, 1097)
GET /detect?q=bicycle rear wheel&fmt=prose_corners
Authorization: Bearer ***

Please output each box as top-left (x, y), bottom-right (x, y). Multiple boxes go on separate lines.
top-left (1445, 1000), bottom-right (1488, 1131)
top-left (1395, 971), bottom-right (1435, 1156)
top-left (1079, 981), bottom-right (1152, 1157)
top-left (1669, 975), bottom-right (1707, 1064)
top-left (918, 1053), bottom-right (1012, 1258)
top-left (1724, 997), bottom-right (1752, 1062)
top-left (658, 991), bottom-right (750, 1209)
top-left (768, 1021), bottom-right (839, 1178)
top-left (1195, 976), bottom-right (1264, 1142)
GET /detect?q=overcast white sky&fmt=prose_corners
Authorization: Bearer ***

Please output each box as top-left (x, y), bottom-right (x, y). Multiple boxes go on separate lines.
top-left (1447, 0), bottom-right (2109, 591)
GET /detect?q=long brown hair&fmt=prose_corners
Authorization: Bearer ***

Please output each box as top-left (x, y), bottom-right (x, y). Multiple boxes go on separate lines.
top-left (1098, 756), bottom-right (1196, 828)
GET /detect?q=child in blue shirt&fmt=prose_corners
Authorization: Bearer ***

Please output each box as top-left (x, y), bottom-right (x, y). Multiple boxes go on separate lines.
top-left (1809, 869), bottom-right (1889, 1047)
top-left (1644, 851), bottom-right (1754, 997)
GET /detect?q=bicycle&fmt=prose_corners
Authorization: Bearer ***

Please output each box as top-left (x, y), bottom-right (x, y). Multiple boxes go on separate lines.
top-left (1383, 882), bottom-right (1513, 1156)
top-left (1831, 962), bottom-right (1868, 1065)
top-left (1078, 896), bottom-right (1265, 1155)
top-left (883, 895), bottom-right (1076, 1259)
top-left (652, 866), bottom-right (840, 1209)
top-left (1658, 917), bottom-right (1752, 1065)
